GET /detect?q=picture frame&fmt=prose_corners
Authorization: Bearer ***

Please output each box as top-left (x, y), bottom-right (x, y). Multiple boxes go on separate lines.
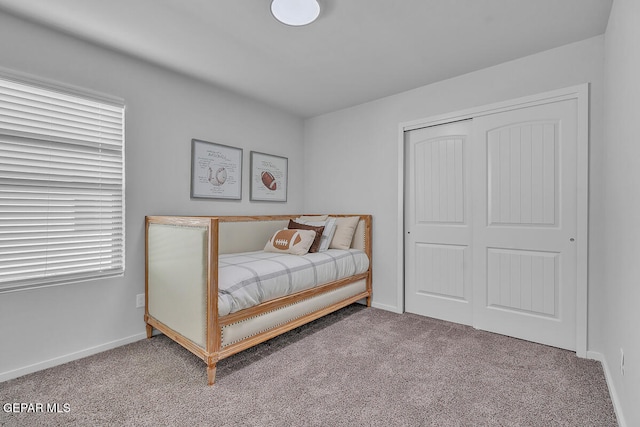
top-left (250, 151), bottom-right (288, 202)
top-left (190, 139), bottom-right (242, 200)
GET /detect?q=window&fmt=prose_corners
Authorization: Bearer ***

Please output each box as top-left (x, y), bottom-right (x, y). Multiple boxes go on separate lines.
top-left (0, 74), bottom-right (125, 292)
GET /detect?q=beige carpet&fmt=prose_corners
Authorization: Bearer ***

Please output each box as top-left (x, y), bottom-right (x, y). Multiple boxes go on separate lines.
top-left (0, 305), bottom-right (617, 426)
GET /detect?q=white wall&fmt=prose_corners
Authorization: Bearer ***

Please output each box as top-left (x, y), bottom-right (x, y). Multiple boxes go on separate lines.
top-left (0, 11), bottom-right (304, 380)
top-left (303, 37), bottom-right (606, 345)
top-left (601, 0), bottom-right (640, 425)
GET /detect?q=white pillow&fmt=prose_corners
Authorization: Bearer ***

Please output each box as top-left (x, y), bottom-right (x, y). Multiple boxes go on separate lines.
top-left (297, 215), bottom-right (328, 222)
top-left (296, 217), bottom-right (337, 252)
top-left (329, 216), bottom-right (360, 250)
top-left (264, 229), bottom-right (316, 255)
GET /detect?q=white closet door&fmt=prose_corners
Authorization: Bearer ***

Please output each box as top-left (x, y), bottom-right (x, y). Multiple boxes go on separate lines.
top-left (471, 99), bottom-right (577, 350)
top-left (404, 98), bottom-right (580, 351)
top-left (404, 120), bottom-right (473, 325)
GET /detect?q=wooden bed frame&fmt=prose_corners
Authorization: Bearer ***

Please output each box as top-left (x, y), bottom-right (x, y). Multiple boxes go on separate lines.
top-left (144, 214), bottom-right (372, 385)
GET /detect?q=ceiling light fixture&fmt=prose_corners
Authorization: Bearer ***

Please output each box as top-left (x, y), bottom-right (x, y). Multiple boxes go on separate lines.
top-left (271, 0), bottom-right (320, 26)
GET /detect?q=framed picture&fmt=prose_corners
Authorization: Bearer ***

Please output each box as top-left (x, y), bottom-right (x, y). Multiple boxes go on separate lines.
top-left (250, 151), bottom-right (288, 202)
top-left (191, 139), bottom-right (242, 200)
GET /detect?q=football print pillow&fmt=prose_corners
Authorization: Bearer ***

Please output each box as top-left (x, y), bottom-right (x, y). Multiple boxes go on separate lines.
top-left (264, 229), bottom-right (316, 255)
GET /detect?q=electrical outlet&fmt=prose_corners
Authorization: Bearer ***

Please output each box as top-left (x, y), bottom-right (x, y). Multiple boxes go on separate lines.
top-left (136, 293), bottom-right (145, 308)
top-left (620, 348), bottom-right (625, 376)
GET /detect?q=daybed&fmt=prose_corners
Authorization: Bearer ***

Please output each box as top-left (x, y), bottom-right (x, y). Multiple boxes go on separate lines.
top-left (144, 214), bottom-right (372, 385)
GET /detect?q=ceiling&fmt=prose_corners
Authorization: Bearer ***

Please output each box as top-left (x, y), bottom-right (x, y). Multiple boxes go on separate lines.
top-left (0, 0), bottom-right (612, 118)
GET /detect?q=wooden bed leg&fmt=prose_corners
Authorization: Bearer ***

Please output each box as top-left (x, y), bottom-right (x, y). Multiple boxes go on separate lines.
top-left (146, 323), bottom-right (153, 339)
top-left (207, 363), bottom-right (217, 386)
top-left (366, 295), bottom-right (372, 307)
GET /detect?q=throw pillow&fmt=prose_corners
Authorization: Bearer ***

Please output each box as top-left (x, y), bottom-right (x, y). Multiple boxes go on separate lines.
top-left (329, 216), bottom-right (360, 250)
top-left (287, 220), bottom-right (325, 253)
top-left (297, 215), bottom-right (328, 222)
top-left (297, 217), bottom-right (337, 252)
top-left (264, 229), bottom-right (316, 255)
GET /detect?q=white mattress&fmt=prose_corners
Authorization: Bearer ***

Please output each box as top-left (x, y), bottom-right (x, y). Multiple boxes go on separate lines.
top-left (217, 249), bottom-right (369, 316)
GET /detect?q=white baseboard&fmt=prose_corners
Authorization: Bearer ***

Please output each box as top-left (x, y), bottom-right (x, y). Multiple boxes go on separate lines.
top-left (587, 350), bottom-right (626, 427)
top-left (371, 301), bottom-right (402, 314)
top-left (0, 332), bottom-right (147, 383)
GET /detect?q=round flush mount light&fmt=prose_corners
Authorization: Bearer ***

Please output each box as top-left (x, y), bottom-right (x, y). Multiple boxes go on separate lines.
top-left (271, 0), bottom-right (320, 26)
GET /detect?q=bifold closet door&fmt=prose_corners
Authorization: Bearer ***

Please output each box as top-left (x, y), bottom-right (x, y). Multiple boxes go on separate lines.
top-left (404, 120), bottom-right (473, 326)
top-left (471, 99), bottom-right (577, 351)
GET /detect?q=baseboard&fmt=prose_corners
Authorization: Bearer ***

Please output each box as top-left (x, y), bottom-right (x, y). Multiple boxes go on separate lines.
top-left (587, 350), bottom-right (627, 427)
top-left (0, 332), bottom-right (147, 383)
top-left (371, 301), bottom-right (402, 314)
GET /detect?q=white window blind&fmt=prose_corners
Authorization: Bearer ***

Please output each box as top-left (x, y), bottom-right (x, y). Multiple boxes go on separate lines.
top-left (0, 76), bottom-right (125, 292)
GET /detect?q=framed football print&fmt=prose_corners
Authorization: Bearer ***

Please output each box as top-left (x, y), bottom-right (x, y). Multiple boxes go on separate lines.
top-left (191, 139), bottom-right (242, 200)
top-left (250, 151), bottom-right (288, 202)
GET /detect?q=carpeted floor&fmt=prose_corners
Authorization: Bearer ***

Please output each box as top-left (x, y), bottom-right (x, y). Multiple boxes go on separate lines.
top-left (0, 305), bottom-right (617, 426)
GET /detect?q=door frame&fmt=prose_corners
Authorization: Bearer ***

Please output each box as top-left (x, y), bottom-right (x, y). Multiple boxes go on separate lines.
top-left (397, 84), bottom-right (589, 357)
